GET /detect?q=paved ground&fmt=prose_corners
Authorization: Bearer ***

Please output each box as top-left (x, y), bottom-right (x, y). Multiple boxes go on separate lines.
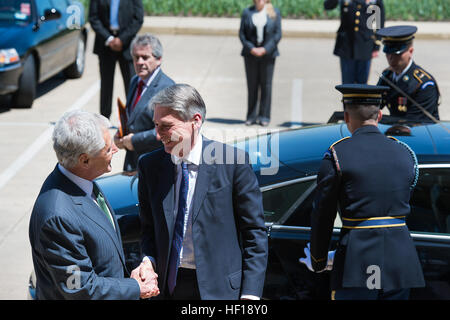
top-left (1, 17), bottom-right (450, 299)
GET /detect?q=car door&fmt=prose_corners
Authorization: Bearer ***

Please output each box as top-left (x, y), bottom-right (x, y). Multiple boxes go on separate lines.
top-left (49, 0), bottom-right (80, 70)
top-left (263, 165), bottom-right (450, 300)
top-left (262, 175), bottom-right (339, 300)
top-left (33, 0), bottom-right (65, 81)
top-left (407, 164), bottom-right (450, 299)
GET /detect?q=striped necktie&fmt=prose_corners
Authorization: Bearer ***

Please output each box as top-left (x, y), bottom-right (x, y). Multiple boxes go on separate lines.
top-left (167, 162), bottom-right (189, 294)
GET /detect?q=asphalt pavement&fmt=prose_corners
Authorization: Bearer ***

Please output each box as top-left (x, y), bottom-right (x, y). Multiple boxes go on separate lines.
top-left (1, 16), bottom-right (450, 300)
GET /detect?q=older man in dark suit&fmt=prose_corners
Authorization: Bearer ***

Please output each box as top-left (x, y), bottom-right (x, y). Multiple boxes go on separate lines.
top-left (89, 0), bottom-right (144, 119)
top-left (115, 33), bottom-right (175, 172)
top-left (134, 84), bottom-right (268, 299)
top-left (29, 110), bottom-right (157, 299)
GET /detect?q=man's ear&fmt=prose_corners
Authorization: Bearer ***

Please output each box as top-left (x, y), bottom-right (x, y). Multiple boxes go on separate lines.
top-left (377, 110), bottom-right (383, 122)
top-left (79, 153), bottom-right (90, 168)
top-left (344, 110), bottom-right (349, 124)
top-left (192, 113), bottom-right (202, 129)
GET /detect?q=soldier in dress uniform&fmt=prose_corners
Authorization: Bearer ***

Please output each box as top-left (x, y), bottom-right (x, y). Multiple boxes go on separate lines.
top-left (376, 25), bottom-right (440, 122)
top-left (300, 84), bottom-right (425, 300)
top-left (324, 0), bottom-right (385, 84)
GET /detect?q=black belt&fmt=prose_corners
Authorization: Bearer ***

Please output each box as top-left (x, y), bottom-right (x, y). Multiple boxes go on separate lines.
top-left (110, 29), bottom-right (119, 36)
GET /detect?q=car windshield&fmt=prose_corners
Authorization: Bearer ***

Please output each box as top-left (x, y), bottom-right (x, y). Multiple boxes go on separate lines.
top-left (0, 0), bottom-right (32, 25)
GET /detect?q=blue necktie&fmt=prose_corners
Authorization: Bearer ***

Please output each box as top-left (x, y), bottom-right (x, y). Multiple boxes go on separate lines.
top-left (109, 0), bottom-right (120, 30)
top-left (167, 162), bottom-right (189, 294)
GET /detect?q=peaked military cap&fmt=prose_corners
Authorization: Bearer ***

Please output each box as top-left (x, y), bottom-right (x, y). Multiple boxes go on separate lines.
top-left (376, 25), bottom-right (417, 54)
top-left (335, 84), bottom-right (390, 105)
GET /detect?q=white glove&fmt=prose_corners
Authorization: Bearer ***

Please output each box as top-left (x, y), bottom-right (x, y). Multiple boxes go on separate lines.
top-left (299, 243), bottom-right (335, 273)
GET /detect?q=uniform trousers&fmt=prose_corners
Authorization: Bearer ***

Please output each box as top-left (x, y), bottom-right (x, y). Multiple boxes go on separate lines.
top-left (339, 57), bottom-right (371, 84)
top-left (244, 56), bottom-right (276, 124)
top-left (98, 51), bottom-right (135, 119)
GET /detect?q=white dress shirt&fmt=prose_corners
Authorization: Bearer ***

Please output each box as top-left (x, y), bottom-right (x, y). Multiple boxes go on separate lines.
top-left (131, 66), bottom-right (161, 108)
top-left (171, 135), bottom-right (203, 269)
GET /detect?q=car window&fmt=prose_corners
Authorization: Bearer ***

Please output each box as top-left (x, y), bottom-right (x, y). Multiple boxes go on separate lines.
top-left (262, 177), bottom-right (316, 224)
top-left (0, 0), bottom-right (32, 24)
top-left (408, 166), bottom-right (450, 235)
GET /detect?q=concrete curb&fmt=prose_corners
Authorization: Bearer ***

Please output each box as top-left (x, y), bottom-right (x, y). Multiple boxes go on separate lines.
top-left (140, 16), bottom-right (450, 40)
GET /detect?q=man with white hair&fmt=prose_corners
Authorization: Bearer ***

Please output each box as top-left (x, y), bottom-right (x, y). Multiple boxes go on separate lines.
top-left (29, 110), bottom-right (157, 299)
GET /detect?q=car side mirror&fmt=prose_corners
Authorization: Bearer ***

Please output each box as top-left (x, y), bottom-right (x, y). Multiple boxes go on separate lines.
top-left (41, 8), bottom-right (61, 22)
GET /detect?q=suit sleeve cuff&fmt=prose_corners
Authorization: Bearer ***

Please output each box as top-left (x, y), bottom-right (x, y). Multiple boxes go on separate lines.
top-left (240, 294), bottom-right (260, 300)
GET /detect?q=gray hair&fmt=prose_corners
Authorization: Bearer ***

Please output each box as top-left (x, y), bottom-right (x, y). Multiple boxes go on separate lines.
top-left (149, 84), bottom-right (206, 123)
top-left (52, 110), bottom-right (110, 169)
top-left (130, 33), bottom-right (163, 59)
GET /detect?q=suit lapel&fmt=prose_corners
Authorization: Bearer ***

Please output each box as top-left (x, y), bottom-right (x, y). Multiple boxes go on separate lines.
top-left (128, 71), bottom-right (163, 124)
top-left (126, 76), bottom-right (139, 118)
top-left (55, 166), bottom-right (127, 270)
top-left (191, 139), bottom-right (216, 223)
top-left (157, 152), bottom-right (176, 238)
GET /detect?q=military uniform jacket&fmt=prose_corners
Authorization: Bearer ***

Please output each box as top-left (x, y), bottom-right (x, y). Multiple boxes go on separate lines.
top-left (377, 61), bottom-right (440, 122)
top-left (324, 0), bottom-right (385, 60)
top-left (310, 125), bottom-right (425, 290)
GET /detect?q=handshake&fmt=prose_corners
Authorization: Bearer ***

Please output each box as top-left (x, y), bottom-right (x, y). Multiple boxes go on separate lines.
top-left (131, 259), bottom-right (160, 299)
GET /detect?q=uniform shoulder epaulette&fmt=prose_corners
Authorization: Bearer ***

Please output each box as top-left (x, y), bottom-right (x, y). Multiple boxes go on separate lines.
top-left (329, 136), bottom-right (350, 149)
top-left (412, 67), bottom-right (435, 90)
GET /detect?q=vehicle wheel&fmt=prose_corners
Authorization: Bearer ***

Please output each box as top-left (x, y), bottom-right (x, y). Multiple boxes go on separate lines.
top-left (64, 35), bottom-right (86, 79)
top-left (12, 54), bottom-right (36, 108)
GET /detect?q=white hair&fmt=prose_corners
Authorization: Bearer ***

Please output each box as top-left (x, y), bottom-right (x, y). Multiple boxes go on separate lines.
top-left (52, 110), bottom-right (110, 169)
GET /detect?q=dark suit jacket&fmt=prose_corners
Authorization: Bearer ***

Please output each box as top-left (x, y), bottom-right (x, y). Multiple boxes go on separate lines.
top-left (29, 165), bottom-right (140, 299)
top-left (89, 0), bottom-right (144, 60)
top-left (324, 0), bottom-right (385, 60)
top-left (310, 126), bottom-right (425, 291)
top-left (138, 138), bottom-right (268, 299)
top-left (123, 70), bottom-right (175, 171)
top-left (239, 5), bottom-right (282, 59)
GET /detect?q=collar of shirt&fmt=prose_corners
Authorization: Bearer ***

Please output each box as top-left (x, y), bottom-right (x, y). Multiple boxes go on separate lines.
top-left (140, 66), bottom-right (160, 92)
top-left (393, 59), bottom-right (413, 82)
top-left (171, 134), bottom-right (203, 166)
top-left (57, 163), bottom-right (94, 198)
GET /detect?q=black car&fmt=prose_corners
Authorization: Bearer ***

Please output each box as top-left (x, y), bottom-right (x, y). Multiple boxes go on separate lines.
top-left (0, 0), bottom-right (87, 108)
top-left (28, 117), bottom-right (450, 300)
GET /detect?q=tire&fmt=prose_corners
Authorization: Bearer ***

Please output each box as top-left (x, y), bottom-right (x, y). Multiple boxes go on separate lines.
top-left (64, 35), bottom-right (86, 79)
top-left (12, 54), bottom-right (36, 108)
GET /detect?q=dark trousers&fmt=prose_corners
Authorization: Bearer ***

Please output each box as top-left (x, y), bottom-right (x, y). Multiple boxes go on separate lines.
top-left (339, 57), bottom-right (371, 84)
top-left (166, 268), bottom-right (201, 300)
top-left (333, 288), bottom-right (410, 300)
top-left (244, 56), bottom-right (276, 123)
top-left (98, 51), bottom-right (134, 119)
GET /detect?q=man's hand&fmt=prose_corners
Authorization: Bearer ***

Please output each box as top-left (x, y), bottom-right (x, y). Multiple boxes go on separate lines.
top-left (299, 243), bottom-right (335, 273)
top-left (131, 260), bottom-right (159, 299)
top-left (114, 131), bottom-right (125, 149)
top-left (109, 37), bottom-right (123, 52)
top-left (122, 133), bottom-right (134, 151)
